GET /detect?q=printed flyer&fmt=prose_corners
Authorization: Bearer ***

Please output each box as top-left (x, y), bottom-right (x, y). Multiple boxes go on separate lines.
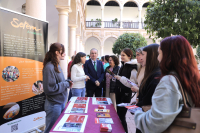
top-left (0, 7), bottom-right (48, 133)
top-left (70, 97), bottom-right (90, 104)
top-left (65, 102), bottom-right (88, 114)
top-left (53, 114), bottom-right (88, 132)
top-left (92, 97), bottom-right (112, 105)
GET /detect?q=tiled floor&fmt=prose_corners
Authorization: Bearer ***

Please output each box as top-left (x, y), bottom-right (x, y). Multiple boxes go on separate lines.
top-left (126, 94), bottom-right (137, 133)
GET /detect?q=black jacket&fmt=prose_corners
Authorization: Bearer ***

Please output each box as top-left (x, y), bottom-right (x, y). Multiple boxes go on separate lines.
top-left (105, 65), bottom-right (120, 93)
top-left (116, 61), bottom-right (137, 93)
top-left (136, 67), bottom-right (161, 107)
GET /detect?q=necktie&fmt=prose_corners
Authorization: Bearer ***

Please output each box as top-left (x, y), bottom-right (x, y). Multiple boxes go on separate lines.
top-left (94, 61), bottom-right (97, 71)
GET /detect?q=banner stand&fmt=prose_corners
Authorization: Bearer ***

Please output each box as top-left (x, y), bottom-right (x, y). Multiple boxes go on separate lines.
top-left (0, 7), bottom-right (48, 133)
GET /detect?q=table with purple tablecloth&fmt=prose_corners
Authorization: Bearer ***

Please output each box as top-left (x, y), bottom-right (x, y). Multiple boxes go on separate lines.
top-left (50, 97), bottom-right (125, 133)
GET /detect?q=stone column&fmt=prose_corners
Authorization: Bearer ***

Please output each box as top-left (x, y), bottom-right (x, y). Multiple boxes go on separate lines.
top-left (56, 5), bottom-right (71, 79)
top-left (101, 8), bottom-right (104, 28)
top-left (100, 45), bottom-right (104, 56)
top-left (76, 35), bottom-right (80, 53)
top-left (26, 0), bottom-right (46, 21)
top-left (120, 8), bottom-right (123, 28)
top-left (79, 40), bottom-right (83, 52)
top-left (68, 25), bottom-right (77, 56)
top-left (138, 7), bottom-right (142, 29)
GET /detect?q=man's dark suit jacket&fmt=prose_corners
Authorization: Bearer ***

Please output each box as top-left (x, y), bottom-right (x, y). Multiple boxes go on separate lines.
top-left (84, 59), bottom-right (105, 90)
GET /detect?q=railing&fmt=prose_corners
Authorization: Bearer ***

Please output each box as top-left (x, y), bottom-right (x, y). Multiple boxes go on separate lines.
top-left (104, 21), bottom-right (120, 28)
top-left (142, 22), bottom-right (146, 29)
top-left (85, 21), bottom-right (145, 29)
top-left (123, 22), bottom-right (139, 29)
top-left (86, 21), bottom-right (101, 28)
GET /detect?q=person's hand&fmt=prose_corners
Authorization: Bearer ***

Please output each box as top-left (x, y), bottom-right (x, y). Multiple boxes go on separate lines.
top-left (69, 81), bottom-right (73, 88)
top-left (130, 100), bottom-right (137, 105)
top-left (32, 84), bottom-right (38, 93)
top-left (95, 80), bottom-right (100, 86)
top-left (85, 75), bottom-right (90, 81)
top-left (114, 75), bottom-right (121, 80)
top-left (131, 85), bottom-right (139, 93)
top-left (38, 82), bottom-right (43, 91)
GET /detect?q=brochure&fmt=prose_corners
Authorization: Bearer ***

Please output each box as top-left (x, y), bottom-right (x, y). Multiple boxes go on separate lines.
top-left (65, 102), bottom-right (88, 114)
top-left (92, 97), bottom-right (112, 105)
top-left (95, 118), bottom-right (114, 124)
top-left (100, 124), bottom-right (112, 132)
top-left (117, 103), bottom-right (131, 107)
top-left (96, 113), bottom-right (111, 118)
top-left (94, 109), bottom-right (110, 113)
top-left (53, 114), bottom-right (88, 132)
top-left (125, 105), bottom-right (143, 113)
top-left (70, 97), bottom-right (90, 104)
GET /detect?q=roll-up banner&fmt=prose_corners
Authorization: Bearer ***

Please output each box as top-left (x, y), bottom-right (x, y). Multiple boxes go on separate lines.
top-left (0, 7), bottom-right (48, 133)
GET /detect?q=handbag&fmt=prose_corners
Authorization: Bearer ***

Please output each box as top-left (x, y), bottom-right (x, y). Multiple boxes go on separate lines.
top-left (163, 75), bottom-right (200, 133)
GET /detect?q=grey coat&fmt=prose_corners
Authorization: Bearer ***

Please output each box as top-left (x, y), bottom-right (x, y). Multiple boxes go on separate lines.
top-left (43, 62), bottom-right (69, 104)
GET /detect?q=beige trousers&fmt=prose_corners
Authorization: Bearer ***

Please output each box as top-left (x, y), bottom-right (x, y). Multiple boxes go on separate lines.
top-left (106, 88), bottom-right (117, 111)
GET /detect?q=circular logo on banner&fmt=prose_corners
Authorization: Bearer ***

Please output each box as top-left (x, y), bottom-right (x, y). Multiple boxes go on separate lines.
top-left (2, 66), bottom-right (20, 82)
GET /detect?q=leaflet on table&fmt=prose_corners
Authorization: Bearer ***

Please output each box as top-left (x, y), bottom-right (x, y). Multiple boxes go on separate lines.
top-left (53, 114), bottom-right (88, 132)
top-left (65, 102), bottom-right (88, 114)
top-left (95, 118), bottom-right (114, 124)
top-left (92, 97), bottom-right (112, 105)
top-left (69, 97), bottom-right (90, 104)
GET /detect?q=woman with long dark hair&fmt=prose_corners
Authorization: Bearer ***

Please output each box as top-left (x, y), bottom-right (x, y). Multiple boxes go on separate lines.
top-left (70, 52), bottom-right (90, 97)
top-left (43, 43), bottom-right (72, 133)
top-left (114, 48), bottom-right (138, 133)
top-left (131, 44), bottom-right (161, 133)
top-left (134, 36), bottom-right (200, 133)
top-left (131, 44), bottom-right (161, 107)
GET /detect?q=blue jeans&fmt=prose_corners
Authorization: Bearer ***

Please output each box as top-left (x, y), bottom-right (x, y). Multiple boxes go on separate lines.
top-left (44, 99), bottom-right (65, 133)
top-left (71, 88), bottom-right (85, 97)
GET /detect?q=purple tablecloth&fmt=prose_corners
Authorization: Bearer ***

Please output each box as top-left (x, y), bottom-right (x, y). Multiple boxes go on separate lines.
top-left (50, 97), bottom-right (125, 133)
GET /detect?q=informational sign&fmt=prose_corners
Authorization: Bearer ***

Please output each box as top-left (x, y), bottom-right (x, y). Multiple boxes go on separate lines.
top-left (0, 7), bottom-right (48, 133)
top-left (53, 114), bottom-right (88, 132)
top-left (92, 97), bottom-right (112, 105)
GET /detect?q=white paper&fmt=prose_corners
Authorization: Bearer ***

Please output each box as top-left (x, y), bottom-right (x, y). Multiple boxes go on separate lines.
top-left (65, 97), bottom-right (90, 114)
top-left (127, 79), bottom-right (137, 86)
top-left (117, 103), bottom-right (131, 107)
top-left (92, 97), bottom-right (112, 105)
top-left (53, 114), bottom-right (88, 132)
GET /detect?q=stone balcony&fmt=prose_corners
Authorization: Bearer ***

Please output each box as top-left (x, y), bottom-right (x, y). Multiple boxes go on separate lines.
top-left (86, 21), bottom-right (146, 29)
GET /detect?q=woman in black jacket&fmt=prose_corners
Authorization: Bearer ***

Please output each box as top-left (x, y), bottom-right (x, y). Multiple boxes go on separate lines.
top-left (105, 55), bottom-right (120, 111)
top-left (131, 44), bottom-right (161, 133)
top-left (115, 48), bottom-right (138, 133)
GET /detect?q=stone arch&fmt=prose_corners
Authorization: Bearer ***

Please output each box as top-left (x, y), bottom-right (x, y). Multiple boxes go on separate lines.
top-left (122, 0), bottom-right (139, 8)
top-left (103, 35), bottom-right (118, 46)
top-left (103, 0), bottom-right (122, 9)
top-left (84, 35), bottom-right (101, 44)
top-left (84, 0), bottom-right (103, 10)
top-left (85, 36), bottom-right (102, 55)
top-left (142, 1), bottom-right (151, 7)
top-left (103, 37), bottom-right (118, 55)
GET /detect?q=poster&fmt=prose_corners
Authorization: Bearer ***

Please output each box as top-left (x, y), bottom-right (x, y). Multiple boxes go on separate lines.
top-left (52, 114), bottom-right (88, 132)
top-left (0, 7), bottom-right (48, 133)
top-left (70, 97), bottom-right (90, 104)
top-left (92, 97), bottom-right (112, 105)
top-left (65, 97), bottom-right (89, 113)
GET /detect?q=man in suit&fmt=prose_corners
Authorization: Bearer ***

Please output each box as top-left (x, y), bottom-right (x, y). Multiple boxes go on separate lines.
top-left (84, 48), bottom-right (104, 97)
